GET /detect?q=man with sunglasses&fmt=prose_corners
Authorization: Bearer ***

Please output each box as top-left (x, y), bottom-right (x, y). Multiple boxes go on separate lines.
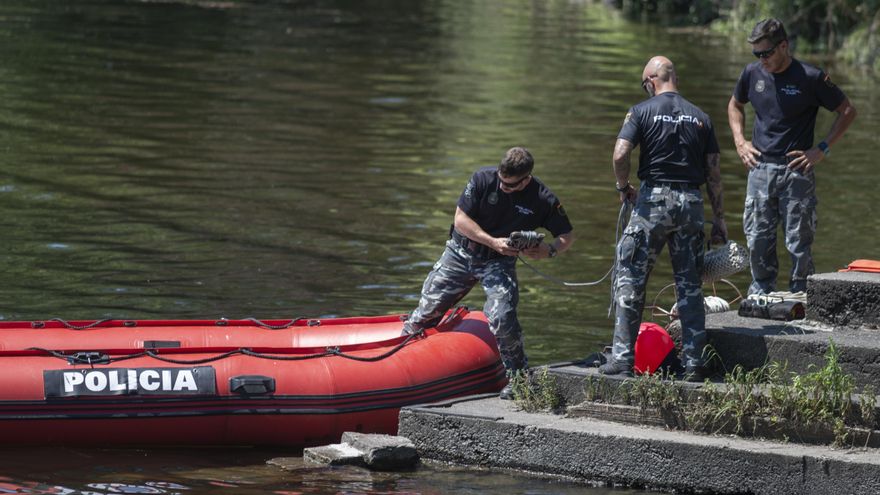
top-left (401, 147), bottom-right (574, 399)
top-left (728, 18), bottom-right (857, 295)
top-left (600, 56), bottom-right (726, 381)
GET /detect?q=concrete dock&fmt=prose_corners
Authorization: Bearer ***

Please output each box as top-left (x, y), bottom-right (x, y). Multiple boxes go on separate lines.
top-left (398, 271), bottom-right (880, 494)
top-left (399, 393), bottom-right (880, 494)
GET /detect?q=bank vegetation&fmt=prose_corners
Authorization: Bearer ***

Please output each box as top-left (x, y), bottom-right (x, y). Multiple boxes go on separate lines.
top-left (607, 0), bottom-right (880, 72)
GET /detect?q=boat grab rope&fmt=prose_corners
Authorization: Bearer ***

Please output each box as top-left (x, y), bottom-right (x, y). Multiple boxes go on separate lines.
top-left (37, 318), bottom-right (114, 330)
top-left (242, 317), bottom-right (306, 330)
top-left (26, 332), bottom-right (423, 366)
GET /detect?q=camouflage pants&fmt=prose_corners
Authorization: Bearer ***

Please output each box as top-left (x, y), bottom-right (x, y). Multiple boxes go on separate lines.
top-left (612, 183), bottom-right (706, 369)
top-left (743, 162), bottom-right (817, 295)
top-left (403, 240), bottom-right (526, 372)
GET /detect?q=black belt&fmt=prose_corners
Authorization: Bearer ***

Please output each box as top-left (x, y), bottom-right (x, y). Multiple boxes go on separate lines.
top-left (758, 155), bottom-right (791, 165)
top-left (451, 230), bottom-right (504, 259)
top-left (643, 181), bottom-right (701, 190)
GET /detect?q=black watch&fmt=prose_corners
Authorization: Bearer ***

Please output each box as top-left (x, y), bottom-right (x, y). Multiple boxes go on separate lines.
top-left (547, 244), bottom-right (557, 258)
top-left (615, 182), bottom-right (630, 193)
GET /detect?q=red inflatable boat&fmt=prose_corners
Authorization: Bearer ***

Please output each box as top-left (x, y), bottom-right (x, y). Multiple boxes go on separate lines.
top-left (0, 307), bottom-right (504, 447)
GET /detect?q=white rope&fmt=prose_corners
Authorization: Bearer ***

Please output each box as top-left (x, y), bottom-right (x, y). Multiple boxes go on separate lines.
top-left (669, 295), bottom-right (730, 318)
top-left (516, 200), bottom-right (632, 290)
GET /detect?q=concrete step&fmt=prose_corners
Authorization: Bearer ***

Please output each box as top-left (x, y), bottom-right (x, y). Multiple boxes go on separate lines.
top-left (807, 271), bottom-right (880, 328)
top-left (399, 394), bottom-right (880, 495)
top-left (703, 310), bottom-right (880, 389)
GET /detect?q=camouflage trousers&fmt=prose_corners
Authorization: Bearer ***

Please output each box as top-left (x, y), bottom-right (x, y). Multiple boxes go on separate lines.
top-left (744, 161), bottom-right (817, 295)
top-left (403, 239), bottom-right (526, 372)
top-left (612, 183), bottom-right (706, 369)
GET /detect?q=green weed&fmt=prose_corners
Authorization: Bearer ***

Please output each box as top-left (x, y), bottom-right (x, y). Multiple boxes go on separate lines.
top-left (512, 367), bottom-right (564, 413)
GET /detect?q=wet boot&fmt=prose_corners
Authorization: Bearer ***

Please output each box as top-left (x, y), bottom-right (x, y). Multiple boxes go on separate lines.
top-left (597, 361), bottom-right (634, 377)
top-left (499, 382), bottom-right (515, 400)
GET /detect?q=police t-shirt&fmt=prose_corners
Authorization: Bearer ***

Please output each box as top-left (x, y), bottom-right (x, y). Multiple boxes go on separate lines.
top-left (617, 92), bottom-right (719, 184)
top-left (732, 59), bottom-right (845, 156)
top-left (456, 167), bottom-right (573, 238)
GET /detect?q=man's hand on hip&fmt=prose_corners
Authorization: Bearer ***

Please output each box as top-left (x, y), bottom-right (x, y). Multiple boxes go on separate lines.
top-left (786, 148), bottom-right (823, 173)
top-left (735, 140), bottom-right (761, 169)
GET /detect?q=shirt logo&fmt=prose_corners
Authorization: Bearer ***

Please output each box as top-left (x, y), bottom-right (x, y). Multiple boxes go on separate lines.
top-left (514, 205), bottom-right (534, 216)
top-left (780, 84), bottom-right (801, 96)
top-left (464, 181), bottom-right (474, 198)
top-left (755, 80), bottom-right (766, 93)
top-left (623, 111), bottom-right (632, 124)
top-left (652, 115), bottom-right (702, 126)
top-left (488, 191), bottom-right (499, 205)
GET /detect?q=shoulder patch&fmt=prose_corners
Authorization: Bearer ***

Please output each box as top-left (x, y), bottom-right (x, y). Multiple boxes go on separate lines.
top-left (823, 73), bottom-right (836, 88)
top-left (623, 112), bottom-right (632, 125)
top-left (556, 203), bottom-right (567, 217)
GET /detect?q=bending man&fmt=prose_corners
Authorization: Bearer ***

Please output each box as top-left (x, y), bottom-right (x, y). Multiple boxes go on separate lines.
top-left (402, 147), bottom-right (574, 399)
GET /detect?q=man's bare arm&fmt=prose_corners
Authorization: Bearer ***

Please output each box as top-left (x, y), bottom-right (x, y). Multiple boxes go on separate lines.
top-left (704, 152), bottom-right (727, 244)
top-left (612, 138), bottom-right (638, 203)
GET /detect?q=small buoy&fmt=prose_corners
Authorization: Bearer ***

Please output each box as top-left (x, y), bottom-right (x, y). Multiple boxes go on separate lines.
top-left (634, 322), bottom-right (674, 374)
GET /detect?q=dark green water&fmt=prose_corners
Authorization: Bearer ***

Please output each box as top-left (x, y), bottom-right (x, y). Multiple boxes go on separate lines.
top-left (0, 0), bottom-right (877, 493)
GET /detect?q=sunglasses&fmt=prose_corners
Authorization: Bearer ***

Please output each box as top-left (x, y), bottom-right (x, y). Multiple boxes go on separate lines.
top-left (641, 74), bottom-right (657, 96)
top-left (753, 41), bottom-right (782, 59)
top-left (498, 173), bottom-right (530, 189)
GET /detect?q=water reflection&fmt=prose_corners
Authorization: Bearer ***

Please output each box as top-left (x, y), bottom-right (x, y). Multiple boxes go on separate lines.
top-left (0, 447), bottom-right (649, 495)
top-left (0, 0), bottom-right (876, 492)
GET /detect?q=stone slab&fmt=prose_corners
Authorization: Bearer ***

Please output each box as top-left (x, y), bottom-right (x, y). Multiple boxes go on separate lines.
top-left (808, 271), bottom-right (880, 328)
top-left (341, 432), bottom-right (419, 470)
top-left (301, 443), bottom-right (366, 467)
top-left (399, 395), bottom-right (880, 495)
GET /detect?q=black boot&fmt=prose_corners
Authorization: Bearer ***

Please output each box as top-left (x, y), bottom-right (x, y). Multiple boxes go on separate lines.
top-left (682, 366), bottom-right (707, 383)
top-left (499, 382), bottom-right (515, 400)
top-left (597, 361), bottom-right (633, 377)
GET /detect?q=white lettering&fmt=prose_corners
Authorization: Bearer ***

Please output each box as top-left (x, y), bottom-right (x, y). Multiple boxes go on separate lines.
top-left (140, 370), bottom-right (161, 391)
top-left (63, 372), bottom-right (85, 393)
top-left (174, 370), bottom-right (198, 391)
top-left (128, 369), bottom-right (138, 390)
top-left (85, 371), bottom-right (108, 391)
top-left (108, 370), bottom-right (126, 391)
top-left (162, 369), bottom-right (172, 390)
top-left (652, 114), bottom-right (702, 126)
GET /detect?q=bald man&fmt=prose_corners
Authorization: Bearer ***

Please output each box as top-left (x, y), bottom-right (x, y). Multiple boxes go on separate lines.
top-left (600, 56), bottom-right (726, 381)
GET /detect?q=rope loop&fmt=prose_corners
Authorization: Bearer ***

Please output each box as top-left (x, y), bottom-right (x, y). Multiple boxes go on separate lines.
top-left (244, 317), bottom-right (304, 330)
top-left (49, 318), bottom-right (112, 330)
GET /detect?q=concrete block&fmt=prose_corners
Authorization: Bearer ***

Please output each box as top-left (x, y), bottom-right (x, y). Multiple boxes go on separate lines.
top-left (808, 272), bottom-right (880, 328)
top-left (302, 443), bottom-right (365, 467)
top-left (341, 431), bottom-right (418, 470)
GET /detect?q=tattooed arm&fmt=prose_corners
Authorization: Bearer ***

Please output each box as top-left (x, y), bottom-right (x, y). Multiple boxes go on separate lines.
top-left (612, 138), bottom-right (638, 203)
top-left (704, 152), bottom-right (727, 244)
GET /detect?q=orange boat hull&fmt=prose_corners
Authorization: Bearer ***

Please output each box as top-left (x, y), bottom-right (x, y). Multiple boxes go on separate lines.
top-left (0, 309), bottom-right (504, 446)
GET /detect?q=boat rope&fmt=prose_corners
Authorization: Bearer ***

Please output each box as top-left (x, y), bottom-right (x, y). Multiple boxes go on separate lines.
top-left (242, 317), bottom-right (306, 330)
top-left (43, 318), bottom-right (113, 330)
top-left (515, 200), bottom-right (632, 289)
top-left (26, 332), bottom-right (424, 366)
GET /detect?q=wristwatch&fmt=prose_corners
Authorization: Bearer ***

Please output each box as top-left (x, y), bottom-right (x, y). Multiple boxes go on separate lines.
top-left (547, 244), bottom-right (558, 258)
top-left (817, 141), bottom-right (831, 156)
top-left (615, 182), bottom-right (631, 193)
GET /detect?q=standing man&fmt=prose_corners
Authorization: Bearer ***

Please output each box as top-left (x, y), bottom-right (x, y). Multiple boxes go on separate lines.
top-left (402, 147), bottom-right (574, 399)
top-left (728, 18), bottom-right (857, 295)
top-left (599, 56), bottom-right (726, 380)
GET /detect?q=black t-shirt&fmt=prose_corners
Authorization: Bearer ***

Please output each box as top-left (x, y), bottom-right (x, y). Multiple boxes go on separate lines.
top-left (456, 167), bottom-right (573, 238)
top-left (617, 92), bottom-right (719, 184)
top-left (732, 59), bottom-right (845, 156)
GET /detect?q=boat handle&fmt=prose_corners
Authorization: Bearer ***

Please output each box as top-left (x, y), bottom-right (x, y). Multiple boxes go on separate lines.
top-left (229, 375), bottom-right (276, 395)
